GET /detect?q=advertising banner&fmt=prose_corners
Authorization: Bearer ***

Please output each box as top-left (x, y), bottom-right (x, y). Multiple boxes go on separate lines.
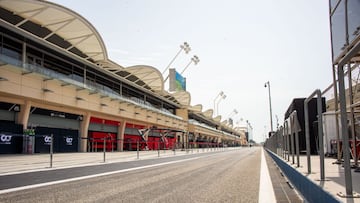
top-left (0, 134), bottom-right (23, 154)
top-left (169, 68), bottom-right (186, 91)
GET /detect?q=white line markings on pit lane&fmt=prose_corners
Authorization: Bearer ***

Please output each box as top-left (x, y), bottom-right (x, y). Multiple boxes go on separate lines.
top-left (258, 148), bottom-right (276, 203)
top-left (0, 156), bottom-right (202, 195)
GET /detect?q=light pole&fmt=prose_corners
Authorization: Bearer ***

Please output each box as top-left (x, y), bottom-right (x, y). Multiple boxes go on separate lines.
top-left (246, 120), bottom-right (249, 143)
top-left (264, 81), bottom-right (274, 134)
top-left (227, 109), bottom-right (238, 119)
top-left (246, 120), bottom-right (253, 145)
top-left (213, 91), bottom-right (224, 116)
top-left (162, 42), bottom-right (191, 75)
top-left (263, 125), bottom-right (267, 143)
top-left (216, 94), bottom-right (226, 116)
top-left (180, 55), bottom-right (200, 75)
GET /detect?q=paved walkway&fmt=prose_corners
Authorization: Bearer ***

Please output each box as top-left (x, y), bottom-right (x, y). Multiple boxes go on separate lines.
top-left (0, 147), bottom-right (227, 175)
top-left (273, 151), bottom-right (360, 202)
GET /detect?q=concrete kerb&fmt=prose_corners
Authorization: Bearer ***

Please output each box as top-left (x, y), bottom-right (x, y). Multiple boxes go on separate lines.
top-left (266, 149), bottom-right (341, 203)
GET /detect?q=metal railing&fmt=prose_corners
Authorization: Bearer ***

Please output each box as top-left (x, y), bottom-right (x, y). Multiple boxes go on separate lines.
top-left (0, 54), bottom-right (182, 120)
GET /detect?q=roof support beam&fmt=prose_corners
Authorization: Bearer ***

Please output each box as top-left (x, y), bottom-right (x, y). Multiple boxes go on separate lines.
top-left (66, 33), bottom-right (93, 50)
top-left (15, 6), bottom-right (47, 27)
top-left (44, 18), bottom-right (76, 40)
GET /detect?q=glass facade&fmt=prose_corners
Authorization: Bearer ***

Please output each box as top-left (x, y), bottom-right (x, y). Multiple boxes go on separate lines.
top-left (0, 27), bottom-right (178, 117)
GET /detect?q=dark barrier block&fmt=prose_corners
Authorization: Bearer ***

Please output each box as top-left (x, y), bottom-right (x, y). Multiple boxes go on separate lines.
top-left (34, 127), bottom-right (79, 153)
top-left (0, 120), bottom-right (23, 134)
top-left (34, 127), bottom-right (59, 153)
top-left (0, 134), bottom-right (23, 154)
top-left (0, 121), bottom-right (24, 154)
top-left (35, 134), bottom-right (53, 153)
top-left (58, 129), bottom-right (78, 152)
top-left (266, 149), bottom-right (340, 203)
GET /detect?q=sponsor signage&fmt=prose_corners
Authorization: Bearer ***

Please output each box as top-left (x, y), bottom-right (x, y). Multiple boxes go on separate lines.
top-left (0, 134), bottom-right (22, 154)
top-left (44, 135), bottom-right (52, 145)
top-left (0, 134), bottom-right (12, 145)
top-left (169, 68), bottom-right (186, 91)
top-left (65, 137), bottom-right (73, 146)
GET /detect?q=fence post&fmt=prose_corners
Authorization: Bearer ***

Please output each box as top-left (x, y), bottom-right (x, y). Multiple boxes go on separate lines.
top-left (103, 138), bottom-right (106, 163)
top-left (173, 142), bottom-right (176, 156)
top-left (111, 138), bottom-right (114, 152)
top-left (50, 134), bottom-right (53, 168)
top-left (158, 140), bottom-right (160, 157)
top-left (163, 140), bottom-right (166, 154)
top-left (137, 140), bottom-right (139, 159)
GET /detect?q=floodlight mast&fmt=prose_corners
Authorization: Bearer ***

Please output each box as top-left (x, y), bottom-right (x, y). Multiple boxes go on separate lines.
top-left (264, 81), bottom-right (274, 134)
top-left (180, 55), bottom-right (200, 75)
top-left (213, 91), bottom-right (224, 116)
top-left (163, 42), bottom-right (191, 83)
top-left (216, 94), bottom-right (226, 116)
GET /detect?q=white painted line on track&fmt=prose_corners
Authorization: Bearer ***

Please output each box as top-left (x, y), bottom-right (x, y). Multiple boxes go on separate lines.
top-left (258, 148), bottom-right (276, 203)
top-left (0, 156), bottom-right (202, 195)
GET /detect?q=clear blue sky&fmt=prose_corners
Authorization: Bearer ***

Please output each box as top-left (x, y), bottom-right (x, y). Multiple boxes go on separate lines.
top-left (51, 0), bottom-right (333, 142)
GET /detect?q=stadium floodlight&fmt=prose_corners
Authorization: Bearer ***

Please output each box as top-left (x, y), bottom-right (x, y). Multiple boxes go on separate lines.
top-left (180, 55), bottom-right (200, 75)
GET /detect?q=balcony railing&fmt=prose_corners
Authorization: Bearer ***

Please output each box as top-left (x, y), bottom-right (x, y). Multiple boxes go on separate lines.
top-left (0, 54), bottom-right (182, 120)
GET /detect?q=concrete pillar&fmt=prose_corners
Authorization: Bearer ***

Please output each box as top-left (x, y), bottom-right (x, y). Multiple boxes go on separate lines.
top-left (17, 100), bottom-right (31, 130)
top-left (118, 120), bottom-right (126, 151)
top-left (175, 108), bottom-right (188, 120)
top-left (22, 42), bottom-right (26, 68)
top-left (194, 133), bottom-right (198, 148)
top-left (80, 112), bottom-right (91, 152)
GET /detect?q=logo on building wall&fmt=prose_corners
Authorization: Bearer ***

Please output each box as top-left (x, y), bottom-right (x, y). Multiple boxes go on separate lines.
top-left (0, 134), bottom-right (12, 144)
top-left (44, 136), bottom-right (52, 145)
top-left (65, 137), bottom-right (73, 145)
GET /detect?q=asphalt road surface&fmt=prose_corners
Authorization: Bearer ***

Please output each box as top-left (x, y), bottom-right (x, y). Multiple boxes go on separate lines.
top-left (0, 148), bottom-right (262, 203)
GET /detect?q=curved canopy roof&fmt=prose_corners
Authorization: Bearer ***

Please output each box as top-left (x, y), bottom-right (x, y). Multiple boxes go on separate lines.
top-left (0, 0), bottom-right (107, 62)
top-left (213, 115), bottom-right (222, 122)
top-left (0, 0), bottom-right (179, 99)
top-left (172, 91), bottom-right (191, 106)
top-left (188, 104), bottom-right (202, 112)
top-left (202, 109), bottom-right (213, 118)
top-left (125, 65), bottom-right (164, 92)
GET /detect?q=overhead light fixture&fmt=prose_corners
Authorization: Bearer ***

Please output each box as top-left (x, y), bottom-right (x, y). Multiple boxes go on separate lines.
top-left (89, 91), bottom-right (98, 95)
top-left (0, 77), bottom-right (8, 81)
top-left (76, 97), bottom-right (84, 101)
top-left (22, 71), bottom-right (32, 75)
top-left (61, 82), bottom-right (71, 86)
top-left (43, 77), bottom-right (53, 81)
top-left (42, 88), bottom-right (54, 93)
top-left (76, 87), bottom-right (85, 91)
top-left (0, 61), bottom-right (7, 66)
